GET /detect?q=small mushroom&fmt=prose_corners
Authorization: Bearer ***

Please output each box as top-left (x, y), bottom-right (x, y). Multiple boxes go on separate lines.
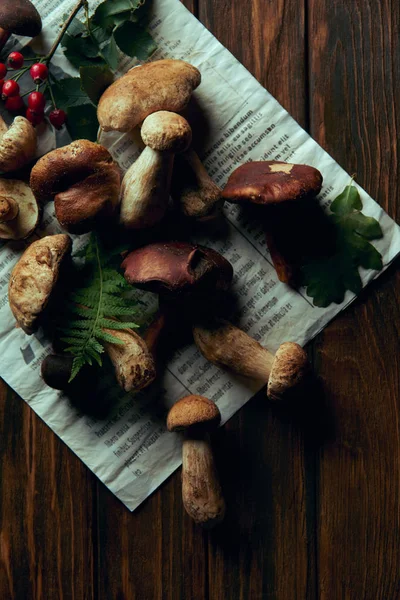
top-left (171, 149), bottom-right (222, 219)
top-left (221, 161), bottom-right (323, 285)
top-left (30, 140), bottom-right (121, 233)
top-left (41, 354), bottom-right (74, 390)
top-left (8, 234), bottom-right (72, 334)
top-left (193, 319), bottom-right (310, 400)
top-left (98, 59), bottom-right (201, 133)
top-left (102, 327), bottom-right (156, 393)
top-left (0, 0), bottom-right (42, 51)
top-left (0, 179), bottom-right (39, 240)
top-left (0, 115), bottom-right (37, 173)
top-left (120, 111), bottom-right (192, 229)
top-left (167, 395), bottom-right (225, 527)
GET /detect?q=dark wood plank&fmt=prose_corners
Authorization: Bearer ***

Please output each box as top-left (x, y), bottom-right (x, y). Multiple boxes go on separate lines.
top-left (198, 2), bottom-right (315, 599)
top-left (0, 383), bottom-right (96, 600)
top-left (308, 1), bottom-right (400, 598)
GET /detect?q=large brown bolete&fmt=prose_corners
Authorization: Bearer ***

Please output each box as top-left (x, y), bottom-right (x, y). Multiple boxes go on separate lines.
top-left (98, 59), bottom-right (201, 133)
top-left (167, 395), bottom-right (225, 527)
top-left (222, 161), bottom-right (323, 285)
top-left (0, 0), bottom-right (42, 51)
top-left (30, 140), bottom-right (121, 233)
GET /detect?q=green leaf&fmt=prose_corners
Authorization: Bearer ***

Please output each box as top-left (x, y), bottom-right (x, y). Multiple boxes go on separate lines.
top-left (114, 21), bottom-right (157, 60)
top-left (62, 33), bottom-right (105, 69)
top-left (302, 181), bottom-right (384, 307)
top-left (52, 77), bottom-right (91, 111)
top-left (102, 35), bottom-right (119, 70)
top-left (66, 104), bottom-right (99, 142)
top-left (92, 0), bottom-right (143, 30)
top-left (79, 65), bottom-right (114, 105)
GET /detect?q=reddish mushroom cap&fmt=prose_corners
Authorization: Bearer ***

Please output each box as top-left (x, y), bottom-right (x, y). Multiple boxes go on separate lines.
top-left (0, 0), bottom-right (42, 37)
top-left (221, 161), bottom-right (323, 206)
top-left (121, 241), bottom-right (233, 296)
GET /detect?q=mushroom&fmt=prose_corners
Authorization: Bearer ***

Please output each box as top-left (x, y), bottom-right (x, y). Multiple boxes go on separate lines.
top-left (0, 0), bottom-right (42, 51)
top-left (0, 115), bottom-right (37, 173)
top-left (8, 234), bottom-right (72, 334)
top-left (120, 111), bottom-right (192, 229)
top-left (30, 140), bottom-right (121, 233)
top-left (102, 327), bottom-right (156, 393)
top-left (41, 354), bottom-right (74, 390)
top-left (193, 319), bottom-right (310, 400)
top-left (0, 178), bottom-right (40, 240)
top-left (221, 161), bottom-right (323, 285)
top-left (97, 59), bottom-right (201, 133)
top-left (171, 148), bottom-right (222, 219)
top-left (167, 395), bottom-right (225, 527)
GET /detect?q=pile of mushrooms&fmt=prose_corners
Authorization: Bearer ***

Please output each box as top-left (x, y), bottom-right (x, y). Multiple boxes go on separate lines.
top-left (6, 57), bottom-right (323, 528)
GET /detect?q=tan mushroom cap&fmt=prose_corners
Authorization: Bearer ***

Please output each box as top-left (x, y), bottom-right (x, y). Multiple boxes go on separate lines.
top-left (97, 59), bottom-right (201, 132)
top-left (0, 116), bottom-right (37, 173)
top-left (0, 0), bottom-right (42, 37)
top-left (8, 234), bottom-right (72, 334)
top-left (141, 111), bottom-right (192, 153)
top-left (30, 140), bottom-right (121, 233)
top-left (267, 342), bottom-right (310, 401)
top-left (167, 395), bottom-right (221, 432)
top-left (222, 161), bottom-right (323, 205)
top-left (0, 179), bottom-right (39, 240)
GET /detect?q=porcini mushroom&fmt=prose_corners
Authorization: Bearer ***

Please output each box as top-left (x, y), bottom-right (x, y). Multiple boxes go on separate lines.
top-left (0, 0), bottom-right (42, 51)
top-left (171, 148), bottom-right (222, 219)
top-left (0, 178), bottom-right (39, 240)
top-left (102, 327), bottom-right (156, 393)
top-left (0, 115), bottom-right (37, 173)
top-left (97, 59), bottom-right (201, 133)
top-left (167, 395), bottom-right (225, 527)
top-left (8, 234), bottom-right (72, 334)
top-left (221, 161), bottom-right (323, 285)
top-left (193, 319), bottom-right (310, 400)
top-left (120, 111), bottom-right (192, 229)
top-left (30, 140), bottom-right (121, 233)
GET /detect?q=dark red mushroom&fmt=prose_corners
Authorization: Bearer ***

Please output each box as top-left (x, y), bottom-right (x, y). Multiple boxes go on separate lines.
top-left (0, 0), bottom-right (42, 51)
top-left (222, 161), bottom-right (323, 285)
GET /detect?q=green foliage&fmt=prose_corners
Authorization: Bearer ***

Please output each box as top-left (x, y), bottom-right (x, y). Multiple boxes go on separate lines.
top-left (301, 182), bottom-right (383, 307)
top-left (60, 233), bottom-right (139, 381)
top-left (57, 0), bottom-right (156, 140)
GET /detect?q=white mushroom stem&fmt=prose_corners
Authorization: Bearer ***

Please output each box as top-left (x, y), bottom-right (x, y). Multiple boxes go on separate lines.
top-left (0, 196), bottom-right (19, 222)
top-left (182, 434), bottom-right (225, 527)
top-left (172, 149), bottom-right (222, 219)
top-left (193, 319), bottom-right (274, 381)
top-left (119, 146), bottom-right (173, 229)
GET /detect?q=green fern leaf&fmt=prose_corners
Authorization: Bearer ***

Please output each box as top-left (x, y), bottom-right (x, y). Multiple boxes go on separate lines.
top-left (57, 232), bottom-right (139, 381)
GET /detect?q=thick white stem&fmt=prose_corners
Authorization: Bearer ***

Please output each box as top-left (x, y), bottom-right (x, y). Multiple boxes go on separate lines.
top-left (182, 436), bottom-right (225, 527)
top-left (119, 147), bottom-right (173, 229)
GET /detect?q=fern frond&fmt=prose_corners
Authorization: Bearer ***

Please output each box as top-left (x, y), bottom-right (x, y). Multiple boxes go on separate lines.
top-left (58, 232), bottom-right (139, 381)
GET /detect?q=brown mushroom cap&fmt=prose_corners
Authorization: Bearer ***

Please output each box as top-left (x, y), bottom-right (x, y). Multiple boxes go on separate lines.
top-left (97, 59), bottom-right (201, 132)
top-left (267, 342), bottom-right (310, 401)
top-left (8, 234), bottom-right (72, 334)
top-left (121, 241), bottom-right (233, 296)
top-left (141, 111), bottom-right (192, 153)
top-left (0, 116), bottom-right (37, 173)
top-left (222, 161), bottom-right (323, 206)
top-left (0, 179), bottom-right (39, 240)
top-left (167, 395), bottom-right (221, 432)
top-left (30, 140), bottom-right (121, 233)
top-left (0, 0), bottom-right (42, 37)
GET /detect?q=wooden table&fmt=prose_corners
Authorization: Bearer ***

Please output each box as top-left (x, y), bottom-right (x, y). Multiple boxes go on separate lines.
top-left (1, 1), bottom-right (399, 598)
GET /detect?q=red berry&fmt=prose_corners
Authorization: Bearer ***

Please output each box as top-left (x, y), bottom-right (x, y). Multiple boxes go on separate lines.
top-left (28, 91), bottom-right (46, 112)
top-left (5, 95), bottom-right (24, 112)
top-left (30, 63), bottom-right (48, 84)
top-left (0, 63), bottom-right (7, 79)
top-left (8, 52), bottom-right (24, 69)
top-left (49, 109), bottom-right (67, 129)
top-left (26, 108), bottom-right (44, 126)
top-left (2, 80), bottom-right (20, 99)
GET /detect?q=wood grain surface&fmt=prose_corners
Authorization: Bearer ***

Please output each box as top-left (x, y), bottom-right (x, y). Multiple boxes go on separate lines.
top-left (0, 1), bottom-right (399, 599)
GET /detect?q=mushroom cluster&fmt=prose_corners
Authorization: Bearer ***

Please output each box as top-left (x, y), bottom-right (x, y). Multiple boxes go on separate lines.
top-left (6, 57), bottom-right (320, 528)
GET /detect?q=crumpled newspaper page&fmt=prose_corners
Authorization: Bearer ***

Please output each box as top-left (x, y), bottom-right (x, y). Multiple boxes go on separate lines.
top-left (0, 0), bottom-right (399, 511)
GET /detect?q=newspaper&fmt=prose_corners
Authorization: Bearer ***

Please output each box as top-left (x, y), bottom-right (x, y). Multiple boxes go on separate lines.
top-left (0, 0), bottom-right (399, 511)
